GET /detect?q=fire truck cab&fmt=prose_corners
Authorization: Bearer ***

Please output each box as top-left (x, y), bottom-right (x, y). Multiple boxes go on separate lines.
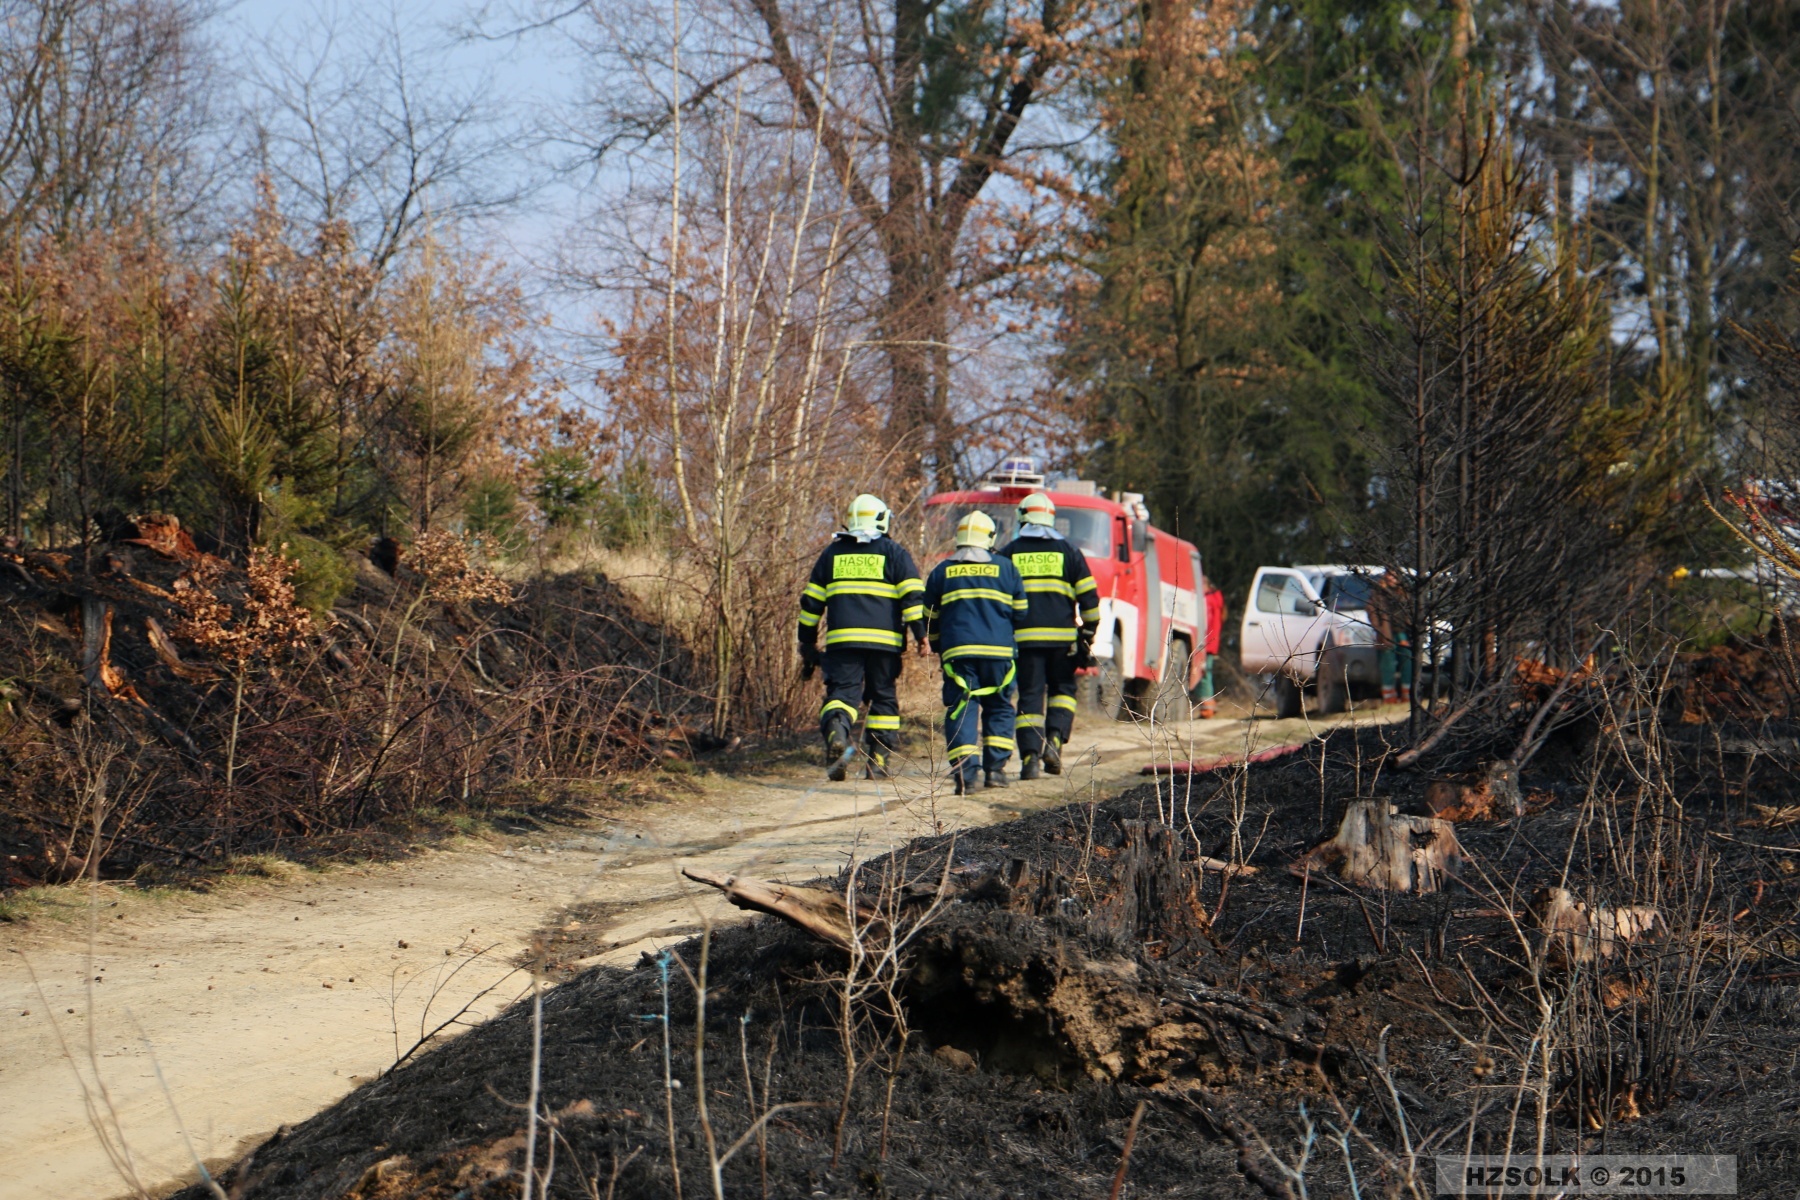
top-left (922, 459), bottom-right (1206, 719)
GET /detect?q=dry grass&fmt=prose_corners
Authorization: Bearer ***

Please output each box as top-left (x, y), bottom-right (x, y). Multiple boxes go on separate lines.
top-left (500, 538), bottom-right (711, 639)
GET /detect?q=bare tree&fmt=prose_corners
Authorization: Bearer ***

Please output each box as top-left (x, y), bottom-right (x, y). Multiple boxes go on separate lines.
top-left (238, 2), bottom-right (531, 272)
top-left (592, 72), bottom-right (888, 733)
top-left (1358, 83), bottom-right (1671, 734)
top-left (546, 0), bottom-right (1102, 489)
top-left (1505, 1), bottom-right (1800, 442)
top-left (0, 0), bottom-right (225, 243)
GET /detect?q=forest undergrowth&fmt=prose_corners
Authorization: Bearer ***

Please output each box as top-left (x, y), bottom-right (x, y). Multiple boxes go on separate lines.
top-left (0, 520), bottom-right (714, 895)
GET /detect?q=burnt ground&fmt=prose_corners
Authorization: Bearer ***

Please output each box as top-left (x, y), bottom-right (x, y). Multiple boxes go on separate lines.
top-left (177, 719), bottom-right (1800, 1200)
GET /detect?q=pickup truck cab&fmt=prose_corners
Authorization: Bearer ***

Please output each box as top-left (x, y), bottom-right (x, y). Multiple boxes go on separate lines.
top-left (1239, 565), bottom-right (1382, 717)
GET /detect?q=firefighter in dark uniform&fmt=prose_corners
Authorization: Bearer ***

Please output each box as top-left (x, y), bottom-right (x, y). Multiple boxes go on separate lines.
top-left (922, 510), bottom-right (1027, 793)
top-left (798, 493), bottom-right (926, 780)
top-left (996, 491), bottom-right (1099, 779)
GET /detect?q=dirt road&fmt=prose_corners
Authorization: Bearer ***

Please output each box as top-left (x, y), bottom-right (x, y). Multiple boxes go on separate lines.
top-left (0, 704), bottom-right (1393, 1199)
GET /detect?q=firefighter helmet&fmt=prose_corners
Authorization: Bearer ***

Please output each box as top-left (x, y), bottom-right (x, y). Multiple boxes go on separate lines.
top-left (955, 509), bottom-right (997, 548)
top-left (845, 493), bottom-right (891, 535)
top-left (1017, 492), bottom-right (1056, 527)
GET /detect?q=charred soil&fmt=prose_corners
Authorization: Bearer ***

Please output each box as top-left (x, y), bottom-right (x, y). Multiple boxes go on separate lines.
top-left (178, 713), bottom-right (1800, 1199)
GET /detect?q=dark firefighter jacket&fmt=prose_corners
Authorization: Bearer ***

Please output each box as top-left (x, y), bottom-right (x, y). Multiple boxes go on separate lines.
top-left (922, 549), bottom-right (1027, 662)
top-left (996, 532), bottom-right (1101, 645)
top-left (798, 534), bottom-right (926, 652)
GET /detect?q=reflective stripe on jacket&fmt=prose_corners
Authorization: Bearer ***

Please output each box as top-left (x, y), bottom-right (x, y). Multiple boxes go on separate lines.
top-left (922, 550), bottom-right (1027, 661)
top-left (798, 534), bottom-right (926, 651)
top-left (996, 533), bottom-right (1099, 644)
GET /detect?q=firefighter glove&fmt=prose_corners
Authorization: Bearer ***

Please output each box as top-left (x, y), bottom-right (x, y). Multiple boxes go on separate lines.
top-left (799, 642), bottom-right (819, 680)
top-left (1071, 636), bottom-right (1096, 670)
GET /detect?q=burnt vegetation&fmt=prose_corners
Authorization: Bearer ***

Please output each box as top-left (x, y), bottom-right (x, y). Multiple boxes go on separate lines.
top-left (176, 675), bottom-right (1800, 1198)
top-left (0, 523), bottom-right (707, 888)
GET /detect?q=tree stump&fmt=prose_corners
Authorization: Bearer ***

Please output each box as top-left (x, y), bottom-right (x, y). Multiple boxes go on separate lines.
top-left (1291, 800), bottom-right (1465, 893)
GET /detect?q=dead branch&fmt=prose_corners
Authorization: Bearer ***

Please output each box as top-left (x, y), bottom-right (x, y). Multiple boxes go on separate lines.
top-left (1505, 630), bottom-right (1612, 770)
top-left (145, 616), bottom-right (212, 681)
top-left (1394, 680), bottom-right (1505, 767)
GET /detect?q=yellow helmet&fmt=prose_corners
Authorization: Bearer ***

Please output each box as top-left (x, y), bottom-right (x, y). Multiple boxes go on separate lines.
top-left (955, 510), bottom-right (997, 548)
top-left (1017, 491), bottom-right (1056, 527)
top-left (846, 493), bottom-right (891, 535)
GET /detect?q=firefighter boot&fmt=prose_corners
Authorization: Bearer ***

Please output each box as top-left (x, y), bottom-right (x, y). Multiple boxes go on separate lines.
top-left (1198, 699), bottom-right (1217, 719)
top-left (824, 720), bottom-right (855, 782)
top-left (1019, 753), bottom-right (1042, 781)
top-left (865, 750), bottom-right (893, 780)
top-left (1042, 735), bottom-right (1064, 776)
top-left (984, 770), bottom-right (1009, 789)
top-left (1381, 686), bottom-right (1399, 706)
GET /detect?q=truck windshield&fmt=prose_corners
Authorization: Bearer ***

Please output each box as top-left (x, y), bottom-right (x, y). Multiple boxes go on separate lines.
top-left (923, 503), bottom-right (1113, 560)
top-left (1055, 508), bottom-right (1113, 559)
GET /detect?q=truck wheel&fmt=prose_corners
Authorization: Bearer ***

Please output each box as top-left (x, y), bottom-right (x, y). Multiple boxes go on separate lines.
top-left (1317, 645), bottom-right (1349, 715)
top-left (1151, 640), bottom-right (1191, 721)
top-left (1271, 674), bottom-right (1303, 719)
top-left (1084, 654), bottom-right (1135, 721)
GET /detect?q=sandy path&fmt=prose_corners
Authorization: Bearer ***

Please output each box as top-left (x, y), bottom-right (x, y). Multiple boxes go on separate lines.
top-left (0, 704), bottom-right (1392, 1199)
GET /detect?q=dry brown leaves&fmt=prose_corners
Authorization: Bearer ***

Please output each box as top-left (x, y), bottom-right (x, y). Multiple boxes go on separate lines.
top-left (409, 528), bottom-right (515, 606)
top-left (171, 545), bottom-right (313, 669)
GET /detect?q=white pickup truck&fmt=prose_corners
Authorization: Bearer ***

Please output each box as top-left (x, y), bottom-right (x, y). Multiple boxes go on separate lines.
top-left (1239, 565), bottom-right (1382, 718)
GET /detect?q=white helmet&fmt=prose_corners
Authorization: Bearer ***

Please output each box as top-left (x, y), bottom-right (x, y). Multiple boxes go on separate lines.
top-left (1017, 492), bottom-right (1056, 527)
top-left (955, 510), bottom-right (997, 548)
top-left (845, 493), bottom-right (891, 535)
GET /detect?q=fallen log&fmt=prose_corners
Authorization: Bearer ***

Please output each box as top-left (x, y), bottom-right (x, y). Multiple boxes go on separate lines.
top-left (687, 861), bottom-right (1331, 1089)
top-left (1528, 887), bottom-right (1663, 964)
top-left (680, 867), bottom-right (876, 950)
top-left (905, 910), bottom-right (1330, 1086)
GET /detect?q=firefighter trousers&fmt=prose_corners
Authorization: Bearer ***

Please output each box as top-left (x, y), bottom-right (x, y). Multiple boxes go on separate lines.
top-left (941, 658), bottom-right (1016, 782)
top-left (819, 648), bottom-right (903, 754)
top-left (1014, 645), bottom-right (1077, 757)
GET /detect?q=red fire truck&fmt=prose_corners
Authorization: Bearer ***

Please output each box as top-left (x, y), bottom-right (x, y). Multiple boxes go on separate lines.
top-left (922, 459), bottom-right (1206, 719)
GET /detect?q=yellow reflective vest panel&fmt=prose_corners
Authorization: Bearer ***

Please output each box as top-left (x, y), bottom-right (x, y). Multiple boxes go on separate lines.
top-left (996, 533), bottom-right (1100, 644)
top-left (922, 553), bottom-right (1028, 661)
top-left (798, 534), bottom-right (926, 651)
